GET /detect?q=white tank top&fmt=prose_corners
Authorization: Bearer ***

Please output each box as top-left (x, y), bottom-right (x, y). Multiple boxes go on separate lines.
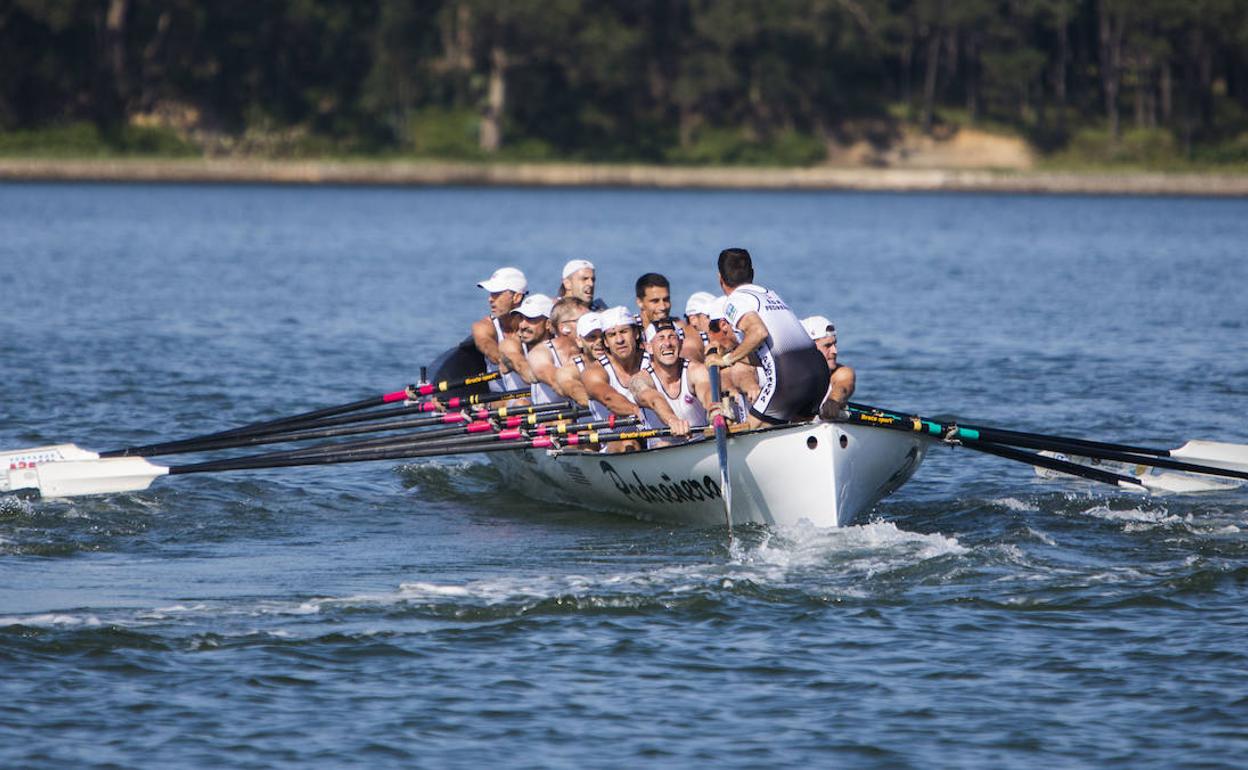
top-left (640, 359), bottom-right (707, 432)
top-left (489, 317), bottom-right (529, 393)
top-left (574, 354), bottom-right (636, 422)
top-left (531, 339), bottom-right (562, 405)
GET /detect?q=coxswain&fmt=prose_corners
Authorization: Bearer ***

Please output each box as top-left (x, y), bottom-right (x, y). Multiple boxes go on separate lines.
top-left (631, 319), bottom-right (712, 447)
top-left (713, 248), bottom-right (829, 427)
top-left (557, 259), bottom-right (608, 312)
top-left (801, 316), bottom-right (857, 419)
top-left (633, 273), bottom-right (704, 362)
top-left (471, 266), bottom-right (529, 393)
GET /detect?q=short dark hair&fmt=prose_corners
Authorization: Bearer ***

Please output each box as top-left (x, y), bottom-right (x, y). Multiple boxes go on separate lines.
top-left (717, 248), bottom-right (754, 288)
top-left (634, 272), bottom-right (670, 299)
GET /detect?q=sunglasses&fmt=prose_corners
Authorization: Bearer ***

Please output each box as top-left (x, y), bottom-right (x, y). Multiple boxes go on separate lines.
top-left (709, 319), bottom-right (726, 332)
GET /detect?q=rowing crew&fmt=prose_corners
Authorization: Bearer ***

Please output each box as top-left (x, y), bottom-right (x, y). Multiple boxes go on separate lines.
top-left (469, 249), bottom-right (856, 449)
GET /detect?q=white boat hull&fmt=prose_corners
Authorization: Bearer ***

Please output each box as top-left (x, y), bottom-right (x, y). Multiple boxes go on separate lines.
top-left (490, 421), bottom-right (926, 528)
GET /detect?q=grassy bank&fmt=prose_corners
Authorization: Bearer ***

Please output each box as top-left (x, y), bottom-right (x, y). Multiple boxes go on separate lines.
top-left (3, 156), bottom-right (1248, 197)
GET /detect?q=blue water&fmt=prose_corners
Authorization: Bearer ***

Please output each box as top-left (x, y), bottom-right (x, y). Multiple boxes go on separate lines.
top-left (2, 183), bottom-right (1247, 768)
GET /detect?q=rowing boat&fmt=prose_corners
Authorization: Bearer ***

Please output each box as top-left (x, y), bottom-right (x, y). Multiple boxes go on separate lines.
top-left (429, 339), bottom-right (926, 527)
top-left (488, 420), bottom-right (926, 528)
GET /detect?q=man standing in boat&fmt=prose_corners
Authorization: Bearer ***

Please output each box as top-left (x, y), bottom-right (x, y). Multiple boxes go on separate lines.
top-left (631, 319), bottom-right (712, 447)
top-left (557, 259), bottom-right (608, 312)
top-left (714, 248), bottom-right (829, 427)
top-left (801, 315), bottom-right (857, 420)
top-left (634, 273), bottom-right (704, 363)
top-left (472, 266), bottom-right (529, 393)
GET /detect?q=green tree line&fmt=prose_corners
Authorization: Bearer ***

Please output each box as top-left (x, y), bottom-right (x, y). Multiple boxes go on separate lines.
top-left (3, 0), bottom-right (1248, 164)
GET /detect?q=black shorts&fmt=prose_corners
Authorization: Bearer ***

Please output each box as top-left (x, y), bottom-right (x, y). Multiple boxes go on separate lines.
top-left (750, 346), bottom-right (830, 424)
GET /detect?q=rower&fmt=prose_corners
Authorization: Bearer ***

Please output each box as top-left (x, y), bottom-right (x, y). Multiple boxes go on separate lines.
top-left (557, 259), bottom-right (608, 312)
top-left (634, 273), bottom-right (704, 363)
top-left (497, 294), bottom-right (556, 404)
top-left (567, 306), bottom-right (692, 450)
top-left (554, 311), bottom-right (606, 414)
top-left (522, 296), bottom-right (589, 404)
top-left (684, 291), bottom-right (716, 337)
top-left (713, 248), bottom-right (829, 428)
top-left (632, 319), bottom-right (712, 448)
top-left (801, 316), bottom-right (857, 420)
top-left (471, 266), bottom-right (529, 393)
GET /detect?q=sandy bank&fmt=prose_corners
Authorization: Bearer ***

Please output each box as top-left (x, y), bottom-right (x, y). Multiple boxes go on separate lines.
top-left (2, 158), bottom-right (1247, 197)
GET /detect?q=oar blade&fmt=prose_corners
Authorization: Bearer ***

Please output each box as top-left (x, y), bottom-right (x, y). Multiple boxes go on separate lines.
top-left (1035, 451), bottom-right (1244, 494)
top-left (1170, 441), bottom-right (1248, 474)
top-left (7, 457), bottom-right (170, 499)
top-left (1, 443), bottom-right (99, 468)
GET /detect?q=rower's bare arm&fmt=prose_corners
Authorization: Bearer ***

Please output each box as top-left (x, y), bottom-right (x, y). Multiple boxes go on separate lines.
top-left (472, 318), bottom-right (502, 365)
top-left (729, 361), bottom-right (761, 402)
top-left (554, 364), bottom-right (590, 406)
top-left (628, 375), bottom-right (690, 436)
top-left (527, 346), bottom-right (559, 391)
top-left (728, 311), bottom-right (768, 364)
top-left (584, 367), bottom-right (641, 418)
top-left (498, 337), bottom-right (533, 381)
top-left (677, 320), bottom-right (705, 363)
top-left (686, 362), bottom-right (716, 413)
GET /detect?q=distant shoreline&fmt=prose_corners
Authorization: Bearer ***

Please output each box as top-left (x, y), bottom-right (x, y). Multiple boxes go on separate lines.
top-left (3, 157), bottom-right (1248, 197)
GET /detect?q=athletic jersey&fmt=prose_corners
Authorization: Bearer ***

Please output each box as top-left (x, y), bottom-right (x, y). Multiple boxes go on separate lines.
top-left (573, 353), bottom-right (637, 422)
top-left (640, 360), bottom-right (708, 442)
top-left (530, 339), bottom-right (562, 405)
top-left (723, 284), bottom-right (829, 423)
top-left (487, 317), bottom-right (529, 393)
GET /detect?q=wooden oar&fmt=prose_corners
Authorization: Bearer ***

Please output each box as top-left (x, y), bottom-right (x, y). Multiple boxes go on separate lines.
top-left (845, 405), bottom-right (1248, 490)
top-left (706, 350), bottom-right (733, 536)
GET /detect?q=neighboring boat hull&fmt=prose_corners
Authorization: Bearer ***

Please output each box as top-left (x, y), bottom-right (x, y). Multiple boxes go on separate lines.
top-left (490, 421), bottom-right (926, 528)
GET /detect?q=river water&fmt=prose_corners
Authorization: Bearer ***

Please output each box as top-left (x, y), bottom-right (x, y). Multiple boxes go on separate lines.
top-left (2, 182), bottom-right (1247, 768)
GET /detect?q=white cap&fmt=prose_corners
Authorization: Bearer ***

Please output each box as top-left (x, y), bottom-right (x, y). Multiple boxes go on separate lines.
top-left (477, 267), bottom-right (527, 293)
top-left (801, 315), bottom-right (836, 340)
top-left (684, 291), bottom-right (715, 317)
top-left (706, 295), bottom-right (729, 322)
top-left (562, 259), bottom-right (595, 279)
top-left (576, 312), bottom-right (603, 338)
top-left (599, 305), bottom-right (636, 332)
top-left (512, 293), bottom-right (554, 319)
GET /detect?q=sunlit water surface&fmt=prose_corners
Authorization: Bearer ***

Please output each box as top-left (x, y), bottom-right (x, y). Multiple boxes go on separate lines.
top-left (2, 183), bottom-right (1247, 768)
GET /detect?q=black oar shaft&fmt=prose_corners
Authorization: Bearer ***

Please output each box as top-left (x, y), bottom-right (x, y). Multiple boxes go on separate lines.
top-left (847, 405), bottom-right (1248, 482)
top-left (169, 420), bottom-right (658, 476)
top-left (103, 388), bottom-right (535, 458)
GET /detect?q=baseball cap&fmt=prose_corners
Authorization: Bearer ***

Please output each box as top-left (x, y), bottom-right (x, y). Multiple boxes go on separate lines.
top-left (801, 315), bottom-right (836, 340)
top-left (512, 293), bottom-right (554, 319)
top-left (576, 312), bottom-right (603, 338)
top-left (599, 306), bottom-right (636, 332)
top-left (477, 267), bottom-right (527, 293)
top-left (562, 259), bottom-right (595, 279)
top-left (706, 296), bottom-right (729, 322)
top-left (684, 291), bottom-right (715, 317)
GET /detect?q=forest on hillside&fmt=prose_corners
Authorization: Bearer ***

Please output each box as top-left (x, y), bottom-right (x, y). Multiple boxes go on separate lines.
top-left (3, 0), bottom-right (1248, 166)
